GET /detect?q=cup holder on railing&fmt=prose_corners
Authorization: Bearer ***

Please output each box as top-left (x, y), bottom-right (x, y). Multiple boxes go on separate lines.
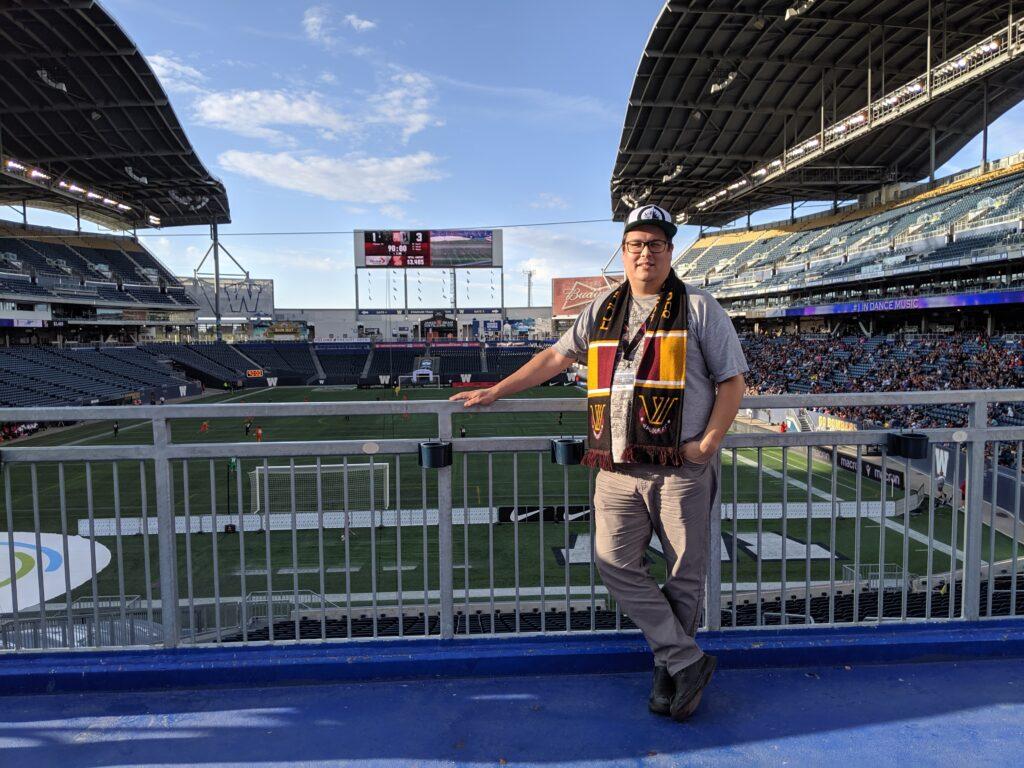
top-left (550, 437), bottom-right (584, 466)
top-left (418, 441), bottom-right (453, 469)
top-left (886, 432), bottom-right (929, 460)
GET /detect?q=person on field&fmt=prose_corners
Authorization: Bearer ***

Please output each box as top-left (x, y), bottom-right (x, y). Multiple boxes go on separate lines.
top-left (255, 426), bottom-right (264, 443)
top-left (451, 204), bottom-right (747, 721)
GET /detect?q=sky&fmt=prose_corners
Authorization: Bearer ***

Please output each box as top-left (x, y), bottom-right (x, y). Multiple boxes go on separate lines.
top-left (12, 1), bottom-right (1024, 309)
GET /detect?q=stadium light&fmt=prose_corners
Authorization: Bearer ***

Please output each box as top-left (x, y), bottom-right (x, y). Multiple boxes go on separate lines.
top-left (4, 152), bottom-right (135, 219)
top-left (36, 69), bottom-right (67, 93)
top-left (148, 214), bottom-right (162, 226)
top-left (125, 166), bottom-right (148, 184)
top-left (709, 70), bottom-right (738, 95)
top-left (785, 0), bottom-right (817, 21)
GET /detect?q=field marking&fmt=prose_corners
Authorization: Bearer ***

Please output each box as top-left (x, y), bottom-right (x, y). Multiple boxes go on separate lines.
top-left (738, 447), bottom-right (861, 499)
top-left (60, 388), bottom-right (265, 446)
top-left (734, 449), bottom-right (973, 564)
top-left (882, 518), bottom-right (964, 563)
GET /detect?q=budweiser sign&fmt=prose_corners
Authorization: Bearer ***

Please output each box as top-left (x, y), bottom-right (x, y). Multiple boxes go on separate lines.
top-left (551, 275), bottom-right (622, 318)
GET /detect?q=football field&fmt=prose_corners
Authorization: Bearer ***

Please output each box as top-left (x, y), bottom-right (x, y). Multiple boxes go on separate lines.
top-left (3, 385), bottom-right (1018, 616)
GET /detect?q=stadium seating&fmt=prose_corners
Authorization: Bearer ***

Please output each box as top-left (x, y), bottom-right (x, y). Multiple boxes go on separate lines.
top-left (0, 346), bottom-right (190, 407)
top-left (0, 224), bottom-right (197, 308)
top-left (313, 344), bottom-right (371, 385)
top-left (142, 342), bottom-right (245, 386)
top-left (364, 344), bottom-right (427, 381)
top-left (485, 345), bottom-right (543, 378)
top-left (237, 341), bottom-right (320, 385)
top-left (680, 162), bottom-right (1024, 295)
top-left (434, 346), bottom-right (484, 381)
top-left (231, 574), bottom-right (1024, 639)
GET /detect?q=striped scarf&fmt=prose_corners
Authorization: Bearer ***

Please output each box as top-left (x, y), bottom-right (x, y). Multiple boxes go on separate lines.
top-left (582, 272), bottom-right (688, 469)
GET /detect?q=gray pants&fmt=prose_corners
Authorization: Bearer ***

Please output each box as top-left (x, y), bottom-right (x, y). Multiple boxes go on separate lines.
top-left (593, 460), bottom-right (715, 675)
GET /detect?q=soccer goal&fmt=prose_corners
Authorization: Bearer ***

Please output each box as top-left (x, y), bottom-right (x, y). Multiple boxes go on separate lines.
top-left (249, 463), bottom-right (390, 513)
top-left (397, 372), bottom-right (441, 388)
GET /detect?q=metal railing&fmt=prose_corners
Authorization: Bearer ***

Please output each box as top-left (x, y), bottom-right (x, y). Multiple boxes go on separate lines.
top-left (1, 390), bottom-right (1023, 652)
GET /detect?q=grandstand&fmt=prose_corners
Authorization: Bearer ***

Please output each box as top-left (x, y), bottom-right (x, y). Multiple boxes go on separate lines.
top-left (314, 343), bottom-right (372, 385)
top-left (0, 222), bottom-right (200, 343)
top-left (668, 155), bottom-right (1024, 325)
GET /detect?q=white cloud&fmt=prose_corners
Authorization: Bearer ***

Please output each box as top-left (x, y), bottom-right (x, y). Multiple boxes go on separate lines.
top-left (318, 71), bottom-right (338, 85)
top-left (217, 150), bottom-right (444, 203)
top-left (368, 71), bottom-right (443, 142)
top-left (303, 5), bottom-right (332, 45)
top-left (379, 204), bottom-right (406, 220)
top-left (146, 54), bottom-right (206, 94)
top-left (344, 14), bottom-right (376, 32)
top-left (192, 90), bottom-right (351, 143)
top-left (501, 227), bottom-right (621, 305)
top-left (304, 7), bottom-right (374, 46)
top-left (530, 193), bottom-right (569, 210)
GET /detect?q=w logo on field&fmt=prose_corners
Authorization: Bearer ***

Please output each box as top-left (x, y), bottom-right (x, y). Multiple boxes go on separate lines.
top-left (379, 375), bottom-right (391, 385)
top-left (460, 374), bottom-right (471, 383)
top-left (267, 378), bottom-right (278, 387)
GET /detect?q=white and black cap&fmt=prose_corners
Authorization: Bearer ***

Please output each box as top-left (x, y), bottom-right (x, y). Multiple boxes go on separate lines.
top-left (623, 204), bottom-right (677, 240)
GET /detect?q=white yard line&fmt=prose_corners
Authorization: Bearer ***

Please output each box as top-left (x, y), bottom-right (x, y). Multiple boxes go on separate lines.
top-left (733, 450), bottom-right (971, 564)
top-left (66, 388), bottom-right (264, 446)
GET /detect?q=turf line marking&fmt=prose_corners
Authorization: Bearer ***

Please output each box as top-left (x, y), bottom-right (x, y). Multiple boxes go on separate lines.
top-left (734, 450), bottom-right (972, 564)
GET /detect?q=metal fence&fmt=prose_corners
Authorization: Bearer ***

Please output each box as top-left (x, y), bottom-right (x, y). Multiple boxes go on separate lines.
top-left (1, 390), bottom-right (1023, 652)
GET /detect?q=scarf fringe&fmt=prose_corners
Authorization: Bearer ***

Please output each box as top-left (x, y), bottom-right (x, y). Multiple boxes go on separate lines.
top-left (621, 445), bottom-right (687, 467)
top-left (581, 449), bottom-right (614, 471)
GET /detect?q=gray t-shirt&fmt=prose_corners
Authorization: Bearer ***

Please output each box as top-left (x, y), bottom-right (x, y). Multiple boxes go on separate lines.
top-left (552, 283), bottom-right (748, 463)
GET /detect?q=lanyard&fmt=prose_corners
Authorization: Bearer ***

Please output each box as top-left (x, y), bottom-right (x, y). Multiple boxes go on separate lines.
top-left (620, 301), bottom-right (654, 362)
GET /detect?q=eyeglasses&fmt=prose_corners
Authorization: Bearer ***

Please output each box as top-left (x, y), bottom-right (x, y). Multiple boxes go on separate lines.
top-left (623, 239), bottom-right (670, 254)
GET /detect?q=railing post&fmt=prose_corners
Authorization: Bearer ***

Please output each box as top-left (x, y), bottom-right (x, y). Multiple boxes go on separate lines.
top-left (962, 400), bottom-right (987, 622)
top-left (436, 409), bottom-right (455, 639)
top-left (705, 449), bottom-right (723, 631)
top-left (152, 417), bottom-right (180, 646)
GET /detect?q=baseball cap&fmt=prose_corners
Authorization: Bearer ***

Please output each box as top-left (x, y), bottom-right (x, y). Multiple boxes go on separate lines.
top-left (623, 204), bottom-right (677, 240)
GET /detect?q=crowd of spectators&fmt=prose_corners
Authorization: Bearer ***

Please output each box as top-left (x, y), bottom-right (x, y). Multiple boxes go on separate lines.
top-left (743, 330), bottom-right (1024, 469)
top-left (0, 422), bottom-right (42, 442)
top-left (745, 331), bottom-right (1024, 422)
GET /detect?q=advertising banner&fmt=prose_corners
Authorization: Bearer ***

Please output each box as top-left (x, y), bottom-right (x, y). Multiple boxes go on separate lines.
top-left (551, 275), bottom-right (622, 318)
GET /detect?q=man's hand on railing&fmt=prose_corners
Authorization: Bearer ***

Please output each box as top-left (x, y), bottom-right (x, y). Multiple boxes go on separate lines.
top-left (449, 387), bottom-right (500, 408)
top-left (450, 347), bottom-right (574, 407)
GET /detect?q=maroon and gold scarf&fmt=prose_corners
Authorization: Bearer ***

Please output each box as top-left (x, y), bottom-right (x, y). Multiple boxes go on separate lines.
top-left (582, 271), bottom-right (688, 469)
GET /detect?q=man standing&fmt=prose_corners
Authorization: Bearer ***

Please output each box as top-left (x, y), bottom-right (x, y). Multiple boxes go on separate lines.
top-left (451, 204), bottom-right (747, 721)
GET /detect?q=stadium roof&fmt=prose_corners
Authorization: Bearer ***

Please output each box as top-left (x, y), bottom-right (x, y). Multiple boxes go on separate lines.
top-left (0, 0), bottom-right (230, 229)
top-left (612, 1), bottom-right (1024, 227)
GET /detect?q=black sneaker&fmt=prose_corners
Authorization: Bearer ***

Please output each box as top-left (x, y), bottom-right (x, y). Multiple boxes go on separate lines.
top-left (669, 654), bottom-right (717, 722)
top-left (648, 664), bottom-right (674, 716)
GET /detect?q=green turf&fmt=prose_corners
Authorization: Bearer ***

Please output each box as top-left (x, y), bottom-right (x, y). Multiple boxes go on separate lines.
top-left (3, 385), bottom-right (1019, 626)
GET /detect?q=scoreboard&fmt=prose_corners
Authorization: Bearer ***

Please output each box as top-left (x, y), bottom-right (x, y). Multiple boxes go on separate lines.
top-left (362, 230), bottom-right (431, 267)
top-left (355, 229), bottom-right (502, 268)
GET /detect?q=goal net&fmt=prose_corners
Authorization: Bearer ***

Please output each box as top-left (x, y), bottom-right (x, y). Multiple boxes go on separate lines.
top-left (249, 463), bottom-right (390, 513)
top-left (397, 373), bottom-right (441, 388)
